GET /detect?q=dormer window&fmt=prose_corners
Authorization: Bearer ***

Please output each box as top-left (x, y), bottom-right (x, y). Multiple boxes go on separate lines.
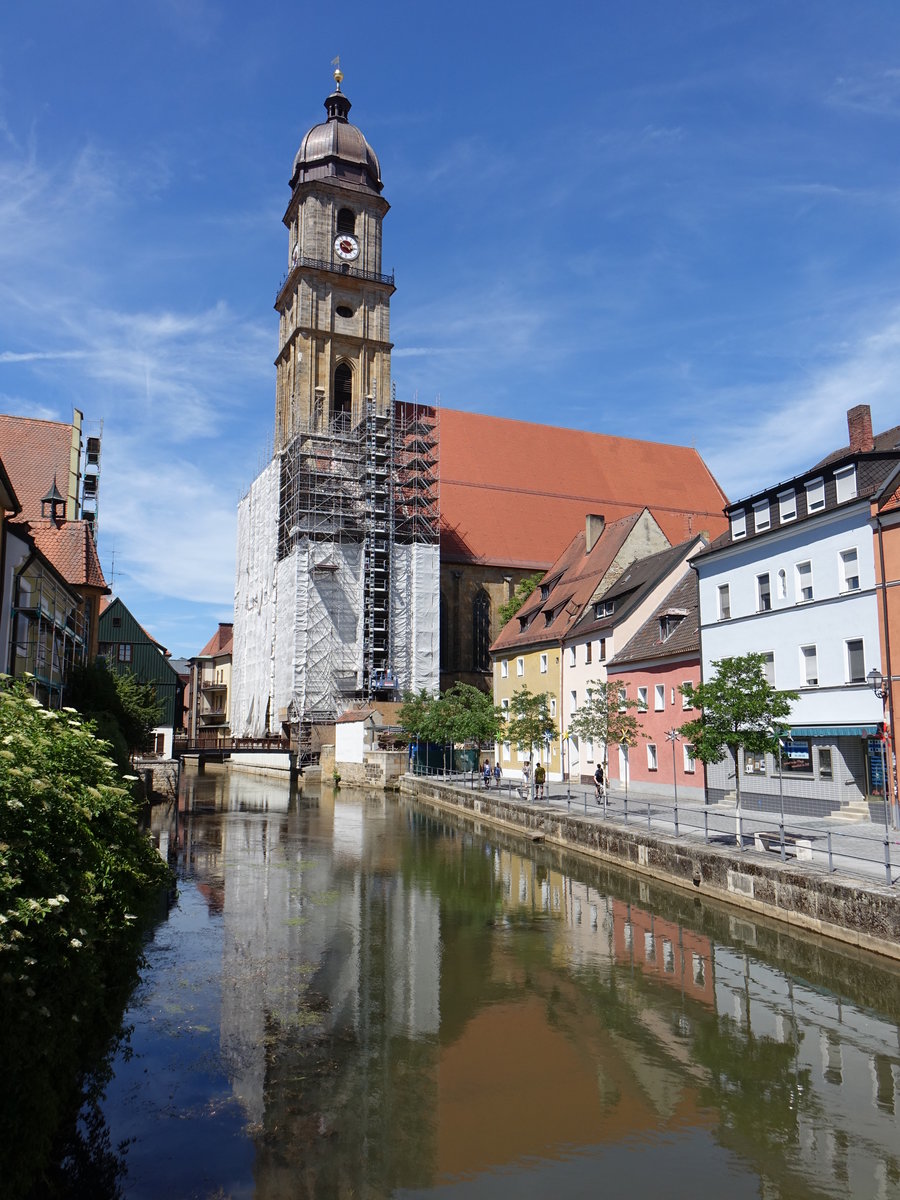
top-left (753, 500), bottom-right (770, 532)
top-left (730, 509), bottom-right (747, 540)
top-left (540, 584), bottom-right (550, 601)
top-left (659, 614), bottom-right (684, 641)
top-left (805, 477), bottom-right (825, 512)
top-left (778, 489), bottom-right (797, 523)
top-left (835, 465), bottom-right (857, 504)
top-left (518, 614), bottom-right (530, 632)
top-left (594, 598), bottom-right (616, 619)
top-left (544, 610), bottom-right (554, 626)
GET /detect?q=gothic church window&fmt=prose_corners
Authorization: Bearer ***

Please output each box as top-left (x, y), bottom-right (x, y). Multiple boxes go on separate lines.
top-left (333, 362), bottom-right (352, 423)
top-left (473, 590), bottom-right (491, 672)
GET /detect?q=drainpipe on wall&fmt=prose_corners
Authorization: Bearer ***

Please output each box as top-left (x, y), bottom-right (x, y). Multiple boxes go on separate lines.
top-left (874, 513), bottom-right (898, 827)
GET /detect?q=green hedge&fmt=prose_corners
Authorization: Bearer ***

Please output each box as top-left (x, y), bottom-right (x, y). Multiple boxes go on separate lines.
top-left (0, 677), bottom-right (172, 1198)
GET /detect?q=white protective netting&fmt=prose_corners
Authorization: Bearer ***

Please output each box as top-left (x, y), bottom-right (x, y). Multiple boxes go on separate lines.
top-left (391, 542), bottom-right (439, 696)
top-left (231, 459), bottom-right (280, 737)
top-left (278, 537), bottom-right (365, 716)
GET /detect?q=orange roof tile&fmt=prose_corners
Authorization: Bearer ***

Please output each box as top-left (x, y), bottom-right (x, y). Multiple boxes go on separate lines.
top-left (197, 623), bottom-right (234, 658)
top-left (491, 511), bottom-right (643, 654)
top-left (23, 519), bottom-right (108, 592)
top-left (438, 409), bottom-right (728, 569)
top-left (0, 415), bottom-right (74, 520)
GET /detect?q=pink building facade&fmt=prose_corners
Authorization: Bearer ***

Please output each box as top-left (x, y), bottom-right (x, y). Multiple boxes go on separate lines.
top-left (604, 572), bottom-right (706, 803)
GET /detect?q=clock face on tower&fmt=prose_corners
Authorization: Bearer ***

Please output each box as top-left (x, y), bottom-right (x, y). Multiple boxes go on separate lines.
top-left (333, 233), bottom-right (360, 262)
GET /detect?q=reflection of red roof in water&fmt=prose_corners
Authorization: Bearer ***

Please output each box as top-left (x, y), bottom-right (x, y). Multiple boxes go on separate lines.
top-left (438, 409), bottom-right (728, 569)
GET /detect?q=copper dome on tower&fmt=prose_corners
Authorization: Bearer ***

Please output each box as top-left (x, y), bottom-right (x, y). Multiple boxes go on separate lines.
top-left (290, 71), bottom-right (383, 194)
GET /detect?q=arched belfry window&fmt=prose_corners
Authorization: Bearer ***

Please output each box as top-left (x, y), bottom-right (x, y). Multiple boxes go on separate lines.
top-left (337, 208), bottom-right (356, 234)
top-left (473, 590), bottom-right (491, 672)
top-left (333, 363), bottom-right (352, 424)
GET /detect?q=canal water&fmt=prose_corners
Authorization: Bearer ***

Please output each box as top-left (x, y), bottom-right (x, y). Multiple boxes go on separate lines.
top-left (99, 769), bottom-right (900, 1199)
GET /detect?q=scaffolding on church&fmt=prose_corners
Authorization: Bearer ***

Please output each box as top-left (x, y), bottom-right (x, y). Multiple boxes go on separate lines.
top-left (270, 395), bottom-right (439, 741)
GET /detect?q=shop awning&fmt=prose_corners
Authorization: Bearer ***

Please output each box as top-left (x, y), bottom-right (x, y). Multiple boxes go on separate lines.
top-left (788, 725), bottom-right (880, 738)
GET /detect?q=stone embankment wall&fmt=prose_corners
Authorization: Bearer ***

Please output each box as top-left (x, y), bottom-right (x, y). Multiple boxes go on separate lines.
top-left (133, 757), bottom-right (180, 803)
top-left (319, 744), bottom-right (406, 790)
top-left (401, 775), bottom-right (900, 962)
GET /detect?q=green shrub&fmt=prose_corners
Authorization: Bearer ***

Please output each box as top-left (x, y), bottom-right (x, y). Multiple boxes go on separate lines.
top-left (0, 677), bottom-right (171, 1197)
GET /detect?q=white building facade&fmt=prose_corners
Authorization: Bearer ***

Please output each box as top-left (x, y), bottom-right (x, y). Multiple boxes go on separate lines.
top-left (694, 408), bottom-right (899, 818)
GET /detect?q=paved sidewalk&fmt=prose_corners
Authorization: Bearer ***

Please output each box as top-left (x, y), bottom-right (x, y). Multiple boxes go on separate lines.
top-left (442, 772), bottom-right (900, 888)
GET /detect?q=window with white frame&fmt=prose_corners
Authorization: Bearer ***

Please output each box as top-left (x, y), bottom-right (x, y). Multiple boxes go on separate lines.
top-left (796, 561), bottom-right (813, 603)
top-left (779, 489), bottom-right (797, 523)
top-left (682, 682), bottom-right (693, 710)
top-left (550, 696), bottom-right (557, 717)
top-left (503, 741), bottom-right (511, 762)
top-left (586, 740), bottom-right (594, 762)
top-left (801, 644), bottom-right (818, 686)
top-left (753, 500), bottom-right (770, 532)
top-left (835, 465), bottom-right (857, 504)
top-left (846, 638), bottom-right (865, 684)
top-left (516, 657), bottom-right (524, 677)
top-left (761, 651), bottom-right (775, 686)
top-left (618, 687), bottom-right (627, 711)
top-left (683, 743), bottom-right (696, 773)
top-left (568, 646), bottom-right (576, 667)
top-left (805, 477), bottom-right (825, 512)
top-left (570, 689), bottom-right (577, 712)
top-left (757, 572), bottom-right (772, 612)
top-left (501, 659), bottom-right (508, 678)
top-left (840, 548), bottom-right (860, 592)
top-left (717, 583), bottom-right (731, 620)
top-left (730, 509), bottom-right (747, 540)
top-left (539, 653), bottom-right (548, 674)
top-left (654, 683), bottom-right (665, 711)
top-left (647, 743), bottom-right (658, 771)
top-left (501, 697), bottom-right (509, 718)
top-left (637, 686), bottom-right (648, 711)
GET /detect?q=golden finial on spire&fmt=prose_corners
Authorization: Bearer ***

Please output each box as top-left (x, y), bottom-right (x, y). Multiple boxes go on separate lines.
top-left (331, 55), bottom-right (343, 91)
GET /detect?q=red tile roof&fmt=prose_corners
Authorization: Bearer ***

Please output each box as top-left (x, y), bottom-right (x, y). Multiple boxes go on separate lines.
top-left (0, 415), bottom-right (74, 520)
top-left (197, 623), bottom-right (234, 658)
top-left (28, 520), bottom-right (107, 591)
top-left (491, 510), bottom-right (644, 654)
top-left (10, 518), bottom-right (107, 592)
top-left (438, 409), bottom-right (728, 569)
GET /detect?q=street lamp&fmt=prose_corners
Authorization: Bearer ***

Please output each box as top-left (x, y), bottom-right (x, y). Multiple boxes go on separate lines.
top-left (868, 667), bottom-right (885, 699)
top-left (665, 729), bottom-right (681, 836)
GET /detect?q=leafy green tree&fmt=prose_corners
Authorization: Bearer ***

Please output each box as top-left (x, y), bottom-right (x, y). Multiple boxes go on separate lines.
top-left (497, 572), bottom-right (545, 627)
top-left (67, 660), bottom-right (162, 764)
top-left (504, 686), bottom-right (558, 796)
top-left (397, 689), bottom-right (434, 744)
top-left (434, 682), bottom-right (503, 747)
top-left (567, 680), bottom-right (642, 782)
top-left (679, 653), bottom-right (798, 813)
top-left (0, 677), bottom-right (170, 1196)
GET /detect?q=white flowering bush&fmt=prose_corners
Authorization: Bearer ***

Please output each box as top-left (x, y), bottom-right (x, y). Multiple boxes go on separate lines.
top-left (0, 677), bottom-right (171, 1197)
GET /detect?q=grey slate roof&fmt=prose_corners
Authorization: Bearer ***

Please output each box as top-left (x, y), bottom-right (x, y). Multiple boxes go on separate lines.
top-left (607, 571), bottom-right (700, 667)
top-left (570, 538), bottom-right (699, 639)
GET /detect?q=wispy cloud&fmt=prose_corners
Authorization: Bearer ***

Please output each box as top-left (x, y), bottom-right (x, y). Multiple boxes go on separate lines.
top-left (828, 69), bottom-right (900, 118)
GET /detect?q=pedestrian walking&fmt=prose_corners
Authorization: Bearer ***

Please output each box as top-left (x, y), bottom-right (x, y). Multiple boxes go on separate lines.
top-left (534, 762), bottom-right (546, 800)
top-left (482, 760), bottom-right (491, 788)
top-left (493, 762), bottom-right (502, 788)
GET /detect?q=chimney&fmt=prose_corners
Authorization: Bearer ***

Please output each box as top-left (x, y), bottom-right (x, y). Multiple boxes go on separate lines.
top-left (586, 513), bottom-right (605, 553)
top-left (847, 404), bottom-right (874, 454)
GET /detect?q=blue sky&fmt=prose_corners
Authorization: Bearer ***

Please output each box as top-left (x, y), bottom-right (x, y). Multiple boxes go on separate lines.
top-left (2, 1), bottom-right (900, 657)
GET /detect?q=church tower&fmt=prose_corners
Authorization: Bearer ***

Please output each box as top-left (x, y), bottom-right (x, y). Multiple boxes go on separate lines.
top-left (275, 67), bottom-right (394, 448)
top-left (231, 71), bottom-right (440, 746)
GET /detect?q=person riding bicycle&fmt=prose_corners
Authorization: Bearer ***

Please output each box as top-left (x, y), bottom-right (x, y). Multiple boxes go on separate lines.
top-left (594, 762), bottom-right (605, 803)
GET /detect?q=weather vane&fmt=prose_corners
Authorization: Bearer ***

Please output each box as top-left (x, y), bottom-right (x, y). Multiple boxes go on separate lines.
top-left (331, 55), bottom-right (343, 90)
